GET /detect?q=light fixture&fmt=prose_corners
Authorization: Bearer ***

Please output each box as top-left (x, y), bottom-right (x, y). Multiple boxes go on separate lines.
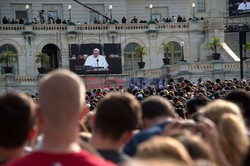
top-left (25, 4), bottom-right (29, 10)
top-left (68, 5), bottom-right (72, 10)
top-left (192, 3), bottom-right (195, 8)
top-left (181, 41), bottom-right (184, 46)
top-left (149, 4), bottom-right (153, 9)
top-left (109, 5), bottom-right (113, 10)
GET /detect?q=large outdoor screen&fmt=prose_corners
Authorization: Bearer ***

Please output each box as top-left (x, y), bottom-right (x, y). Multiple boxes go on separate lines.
top-left (69, 43), bottom-right (122, 74)
top-left (229, 0), bottom-right (250, 16)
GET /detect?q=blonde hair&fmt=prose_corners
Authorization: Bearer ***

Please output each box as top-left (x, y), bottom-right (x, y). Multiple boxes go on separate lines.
top-left (136, 136), bottom-right (193, 166)
top-left (200, 100), bottom-right (249, 166)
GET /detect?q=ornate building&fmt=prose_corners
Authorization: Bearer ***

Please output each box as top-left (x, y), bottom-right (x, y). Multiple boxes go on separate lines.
top-left (0, 0), bottom-right (248, 94)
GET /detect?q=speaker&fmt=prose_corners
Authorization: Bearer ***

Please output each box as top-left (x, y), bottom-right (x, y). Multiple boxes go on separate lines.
top-left (239, 31), bottom-right (246, 45)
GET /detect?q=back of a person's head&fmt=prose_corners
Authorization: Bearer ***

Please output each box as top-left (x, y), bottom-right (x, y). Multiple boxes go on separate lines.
top-left (0, 93), bottom-right (35, 149)
top-left (199, 100), bottom-right (249, 166)
top-left (94, 93), bottom-right (141, 140)
top-left (38, 69), bottom-right (85, 127)
top-left (141, 96), bottom-right (176, 120)
top-left (224, 89), bottom-right (250, 125)
top-left (136, 136), bottom-right (193, 166)
top-left (123, 158), bottom-right (192, 166)
top-left (186, 96), bottom-right (209, 118)
top-left (173, 133), bottom-right (215, 163)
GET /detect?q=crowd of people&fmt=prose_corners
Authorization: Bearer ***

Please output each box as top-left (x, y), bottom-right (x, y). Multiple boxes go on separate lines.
top-left (225, 24), bottom-right (250, 33)
top-left (2, 14), bottom-right (201, 25)
top-left (0, 69), bottom-right (250, 166)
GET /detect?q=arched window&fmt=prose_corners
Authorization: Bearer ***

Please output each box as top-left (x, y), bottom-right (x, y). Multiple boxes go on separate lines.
top-left (124, 42), bottom-right (140, 71)
top-left (0, 44), bottom-right (18, 74)
top-left (0, 44), bottom-right (17, 54)
top-left (167, 41), bottom-right (181, 64)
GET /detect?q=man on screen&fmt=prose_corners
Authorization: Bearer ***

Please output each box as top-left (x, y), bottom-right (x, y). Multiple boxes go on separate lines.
top-left (84, 48), bottom-right (109, 69)
top-left (238, 0), bottom-right (250, 10)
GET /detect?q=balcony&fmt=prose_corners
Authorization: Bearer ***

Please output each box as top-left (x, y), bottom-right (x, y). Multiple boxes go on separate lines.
top-left (0, 22), bottom-right (203, 35)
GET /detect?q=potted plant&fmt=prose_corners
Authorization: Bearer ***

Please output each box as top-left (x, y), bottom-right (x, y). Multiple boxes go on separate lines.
top-left (243, 42), bottom-right (250, 60)
top-left (35, 52), bottom-right (49, 74)
top-left (208, 37), bottom-right (221, 60)
top-left (0, 51), bottom-right (17, 74)
top-left (134, 45), bottom-right (147, 69)
top-left (161, 42), bottom-right (174, 65)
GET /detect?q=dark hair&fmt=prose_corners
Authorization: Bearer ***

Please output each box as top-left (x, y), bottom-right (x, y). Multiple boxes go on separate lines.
top-left (141, 96), bottom-right (176, 120)
top-left (224, 89), bottom-right (250, 123)
top-left (186, 96), bottom-right (209, 117)
top-left (0, 93), bottom-right (35, 148)
top-left (94, 93), bottom-right (141, 140)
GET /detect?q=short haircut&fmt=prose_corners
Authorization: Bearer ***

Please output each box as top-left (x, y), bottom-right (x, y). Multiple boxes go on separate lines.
top-left (186, 96), bottom-right (210, 116)
top-left (141, 96), bottom-right (176, 119)
top-left (224, 89), bottom-right (250, 122)
top-left (94, 93), bottom-right (141, 140)
top-left (0, 93), bottom-right (35, 148)
top-left (38, 69), bottom-right (85, 127)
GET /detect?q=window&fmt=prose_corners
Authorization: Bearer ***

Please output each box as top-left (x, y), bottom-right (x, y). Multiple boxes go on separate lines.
top-left (152, 13), bottom-right (161, 20)
top-left (0, 44), bottom-right (18, 74)
top-left (15, 11), bottom-right (28, 20)
top-left (0, 44), bottom-right (17, 54)
top-left (197, 0), bottom-right (206, 12)
top-left (89, 11), bottom-right (99, 23)
top-left (166, 41), bottom-right (181, 64)
top-left (124, 42), bottom-right (140, 71)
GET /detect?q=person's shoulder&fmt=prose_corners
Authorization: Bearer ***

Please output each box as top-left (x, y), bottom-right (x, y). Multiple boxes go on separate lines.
top-left (77, 150), bottom-right (115, 166)
top-left (7, 152), bottom-right (40, 166)
top-left (7, 151), bottom-right (115, 166)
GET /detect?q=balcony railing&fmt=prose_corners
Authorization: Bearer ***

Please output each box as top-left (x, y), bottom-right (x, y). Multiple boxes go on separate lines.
top-left (115, 23), bottom-right (149, 30)
top-left (32, 24), bottom-right (68, 31)
top-left (0, 24), bottom-right (25, 31)
top-left (0, 22), bottom-right (192, 32)
top-left (157, 22), bottom-right (189, 30)
top-left (76, 24), bottom-right (108, 31)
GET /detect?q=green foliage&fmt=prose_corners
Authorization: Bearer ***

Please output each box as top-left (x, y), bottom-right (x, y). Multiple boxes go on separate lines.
top-left (243, 42), bottom-right (250, 58)
top-left (0, 51), bottom-right (17, 67)
top-left (134, 45), bottom-right (147, 62)
top-left (35, 52), bottom-right (49, 67)
top-left (244, 42), bottom-right (250, 51)
top-left (161, 42), bottom-right (174, 58)
top-left (208, 37), bottom-right (221, 54)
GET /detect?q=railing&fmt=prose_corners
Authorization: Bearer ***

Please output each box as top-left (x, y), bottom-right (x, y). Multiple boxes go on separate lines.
top-left (157, 22), bottom-right (189, 30)
top-left (144, 68), bottom-right (165, 77)
top-left (116, 23), bottom-right (149, 30)
top-left (32, 24), bottom-right (67, 31)
top-left (223, 62), bottom-right (247, 71)
top-left (13, 76), bottom-right (38, 83)
top-left (0, 22), bottom-right (191, 32)
top-left (76, 24), bottom-right (108, 31)
top-left (0, 24), bottom-right (24, 31)
top-left (188, 63), bottom-right (214, 72)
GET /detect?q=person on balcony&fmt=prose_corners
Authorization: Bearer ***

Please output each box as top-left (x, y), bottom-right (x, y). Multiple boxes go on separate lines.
top-left (122, 16), bottom-right (127, 23)
top-left (55, 17), bottom-right (61, 24)
top-left (2, 16), bottom-right (8, 24)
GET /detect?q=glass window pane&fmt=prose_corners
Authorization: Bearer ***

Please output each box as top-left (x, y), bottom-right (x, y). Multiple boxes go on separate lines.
top-left (15, 11), bottom-right (28, 20)
top-left (197, 0), bottom-right (205, 12)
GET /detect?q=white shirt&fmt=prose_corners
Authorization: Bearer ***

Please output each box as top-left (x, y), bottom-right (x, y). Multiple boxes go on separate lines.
top-left (84, 55), bottom-right (109, 68)
top-left (238, 2), bottom-right (250, 10)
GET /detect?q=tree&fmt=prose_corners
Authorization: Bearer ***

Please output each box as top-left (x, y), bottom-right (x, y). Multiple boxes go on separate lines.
top-left (134, 45), bottom-right (147, 62)
top-left (35, 52), bottom-right (49, 68)
top-left (208, 37), bottom-right (221, 54)
top-left (0, 51), bottom-right (17, 67)
top-left (161, 41), bottom-right (174, 59)
top-left (243, 42), bottom-right (250, 58)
